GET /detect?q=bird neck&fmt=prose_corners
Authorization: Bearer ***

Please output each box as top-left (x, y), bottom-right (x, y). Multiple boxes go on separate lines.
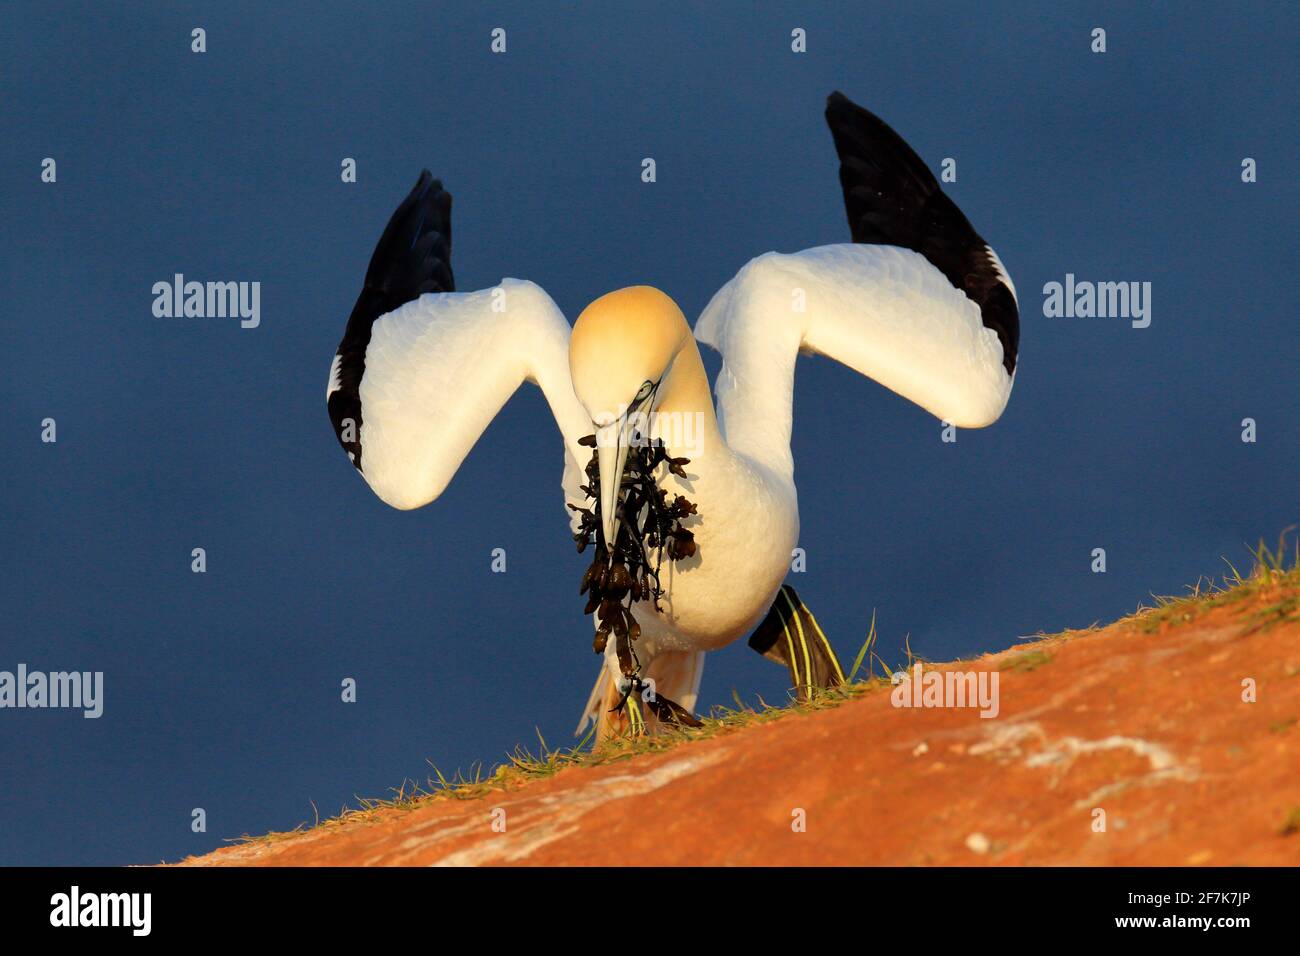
top-left (707, 319), bottom-right (800, 484)
top-left (652, 337), bottom-right (723, 459)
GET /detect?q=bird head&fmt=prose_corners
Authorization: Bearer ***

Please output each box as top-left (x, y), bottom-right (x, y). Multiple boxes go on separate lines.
top-left (570, 286), bottom-right (690, 549)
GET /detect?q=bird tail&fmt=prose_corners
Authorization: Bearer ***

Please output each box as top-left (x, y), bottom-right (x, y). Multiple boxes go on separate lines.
top-left (576, 650), bottom-right (706, 740)
top-left (576, 661), bottom-right (617, 738)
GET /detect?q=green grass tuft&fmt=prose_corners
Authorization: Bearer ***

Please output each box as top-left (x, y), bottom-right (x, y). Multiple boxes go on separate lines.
top-left (1000, 649), bottom-right (1054, 672)
top-left (1126, 529), bottom-right (1300, 635)
top-left (1279, 806), bottom-right (1300, 837)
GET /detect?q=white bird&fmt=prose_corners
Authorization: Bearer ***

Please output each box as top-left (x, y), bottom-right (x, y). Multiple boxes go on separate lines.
top-left (326, 92), bottom-right (1019, 738)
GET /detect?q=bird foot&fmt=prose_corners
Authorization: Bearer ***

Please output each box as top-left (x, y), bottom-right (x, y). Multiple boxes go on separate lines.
top-left (610, 675), bottom-right (703, 732)
top-left (747, 584), bottom-right (846, 701)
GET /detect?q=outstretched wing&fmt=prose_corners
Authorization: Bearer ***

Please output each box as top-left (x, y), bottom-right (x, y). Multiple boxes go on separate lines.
top-left (696, 92), bottom-right (1018, 445)
top-left (326, 171), bottom-right (590, 517)
top-left (328, 171), bottom-right (455, 473)
top-left (825, 91), bottom-right (1018, 374)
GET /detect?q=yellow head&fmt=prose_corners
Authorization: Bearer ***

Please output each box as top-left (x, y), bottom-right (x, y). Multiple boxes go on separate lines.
top-left (569, 285), bottom-right (691, 548)
top-left (569, 285), bottom-right (690, 424)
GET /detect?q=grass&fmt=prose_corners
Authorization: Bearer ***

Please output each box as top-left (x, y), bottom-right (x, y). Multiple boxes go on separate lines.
top-left (226, 531), bottom-right (1300, 850)
top-left (227, 677), bottom-right (892, 847)
top-left (1279, 807), bottom-right (1300, 838)
top-left (1000, 649), bottom-right (1054, 672)
top-left (1128, 529), bottom-right (1300, 635)
top-left (229, 638), bottom-right (907, 848)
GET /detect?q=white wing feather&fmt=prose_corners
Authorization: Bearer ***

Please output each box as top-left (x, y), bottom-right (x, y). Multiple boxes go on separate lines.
top-left (695, 244), bottom-right (1015, 475)
top-left (348, 278), bottom-right (590, 524)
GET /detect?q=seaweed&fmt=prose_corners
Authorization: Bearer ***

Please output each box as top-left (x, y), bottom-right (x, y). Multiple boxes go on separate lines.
top-left (568, 431), bottom-right (702, 727)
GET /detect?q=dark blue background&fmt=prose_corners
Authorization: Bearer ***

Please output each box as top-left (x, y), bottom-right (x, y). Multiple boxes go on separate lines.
top-left (2, 2), bottom-right (1295, 865)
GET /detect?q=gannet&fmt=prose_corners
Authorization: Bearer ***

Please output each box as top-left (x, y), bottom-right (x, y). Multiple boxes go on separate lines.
top-left (325, 91), bottom-right (1019, 738)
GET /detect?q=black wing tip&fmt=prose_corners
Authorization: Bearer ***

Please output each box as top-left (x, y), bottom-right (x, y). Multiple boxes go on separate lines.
top-left (983, 280), bottom-right (1019, 375)
top-left (824, 92), bottom-right (857, 131)
top-left (329, 171), bottom-right (456, 471)
top-left (824, 91), bottom-right (895, 138)
top-left (824, 90), bottom-right (936, 184)
top-left (824, 90), bottom-right (1019, 375)
top-left (406, 169), bottom-right (449, 213)
top-left (362, 170), bottom-right (455, 302)
top-left (824, 90), bottom-right (861, 118)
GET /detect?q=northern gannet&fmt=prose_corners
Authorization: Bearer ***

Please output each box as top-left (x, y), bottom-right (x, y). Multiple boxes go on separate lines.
top-left (326, 91), bottom-right (1019, 738)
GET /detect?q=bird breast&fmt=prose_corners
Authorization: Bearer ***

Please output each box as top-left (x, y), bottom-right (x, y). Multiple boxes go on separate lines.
top-left (635, 445), bottom-right (798, 652)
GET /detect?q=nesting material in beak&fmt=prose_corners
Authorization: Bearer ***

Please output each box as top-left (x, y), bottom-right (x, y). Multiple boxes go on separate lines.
top-left (597, 417), bottom-right (631, 548)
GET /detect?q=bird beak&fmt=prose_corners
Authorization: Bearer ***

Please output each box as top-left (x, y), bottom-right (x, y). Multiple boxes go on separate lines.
top-left (597, 415), bottom-right (632, 550)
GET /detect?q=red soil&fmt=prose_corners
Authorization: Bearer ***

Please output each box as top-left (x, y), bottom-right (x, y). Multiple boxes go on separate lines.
top-left (178, 585), bottom-right (1300, 866)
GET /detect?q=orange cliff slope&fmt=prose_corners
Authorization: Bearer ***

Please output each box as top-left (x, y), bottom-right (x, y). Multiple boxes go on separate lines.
top-left (177, 565), bottom-right (1300, 866)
